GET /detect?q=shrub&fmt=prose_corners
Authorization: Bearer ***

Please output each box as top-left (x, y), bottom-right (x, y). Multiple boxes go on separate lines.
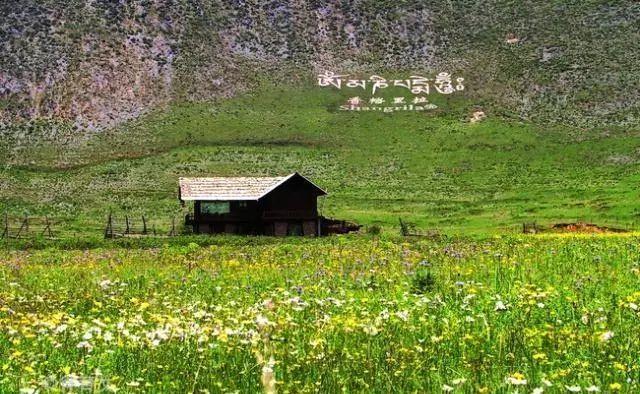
top-left (411, 269), bottom-right (435, 293)
top-left (367, 224), bottom-right (382, 235)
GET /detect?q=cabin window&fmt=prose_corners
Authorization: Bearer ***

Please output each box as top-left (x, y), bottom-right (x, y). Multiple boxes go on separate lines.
top-left (238, 201), bottom-right (248, 209)
top-left (200, 201), bottom-right (230, 215)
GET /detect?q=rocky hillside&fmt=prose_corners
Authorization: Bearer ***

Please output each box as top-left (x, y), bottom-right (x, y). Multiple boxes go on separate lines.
top-left (1, 0), bottom-right (639, 143)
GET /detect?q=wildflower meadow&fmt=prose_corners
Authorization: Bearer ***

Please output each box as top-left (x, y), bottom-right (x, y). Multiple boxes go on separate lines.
top-left (1, 234), bottom-right (639, 393)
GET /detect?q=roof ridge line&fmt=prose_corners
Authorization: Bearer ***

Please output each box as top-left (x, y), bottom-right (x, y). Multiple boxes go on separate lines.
top-left (257, 173), bottom-right (298, 199)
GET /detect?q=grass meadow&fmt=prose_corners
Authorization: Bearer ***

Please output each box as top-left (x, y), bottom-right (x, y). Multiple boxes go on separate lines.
top-left (1, 81), bottom-right (639, 236)
top-left (1, 234), bottom-right (640, 392)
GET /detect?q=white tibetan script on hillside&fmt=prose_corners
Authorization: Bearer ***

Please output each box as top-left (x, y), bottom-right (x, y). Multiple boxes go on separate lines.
top-left (318, 71), bottom-right (465, 113)
top-left (317, 72), bottom-right (465, 95)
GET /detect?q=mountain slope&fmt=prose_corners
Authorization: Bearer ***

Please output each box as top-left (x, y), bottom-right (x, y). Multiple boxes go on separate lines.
top-left (1, 0), bottom-right (639, 144)
top-left (1, 83), bottom-right (638, 235)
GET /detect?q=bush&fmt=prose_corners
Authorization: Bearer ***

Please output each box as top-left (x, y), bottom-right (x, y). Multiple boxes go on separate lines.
top-left (411, 269), bottom-right (435, 293)
top-left (367, 224), bottom-right (382, 235)
top-left (399, 218), bottom-right (416, 236)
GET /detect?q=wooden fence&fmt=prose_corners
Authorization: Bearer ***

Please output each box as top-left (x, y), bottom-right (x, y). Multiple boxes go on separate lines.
top-left (0, 210), bottom-right (184, 241)
top-left (103, 213), bottom-right (179, 238)
top-left (0, 212), bottom-right (56, 239)
top-left (398, 218), bottom-right (442, 239)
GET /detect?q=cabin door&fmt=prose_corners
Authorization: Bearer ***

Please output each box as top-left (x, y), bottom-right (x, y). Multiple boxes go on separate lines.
top-left (273, 221), bottom-right (306, 236)
top-left (287, 222), bottom-right (303, 236)
top-left (303, 220), bottom-right (316, 236)
top-left (274, 222), bottom-right (287, 236)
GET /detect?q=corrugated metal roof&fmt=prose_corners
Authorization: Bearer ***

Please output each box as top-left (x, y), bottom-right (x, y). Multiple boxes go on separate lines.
top-left (178, 173), bottom-right (326, 201)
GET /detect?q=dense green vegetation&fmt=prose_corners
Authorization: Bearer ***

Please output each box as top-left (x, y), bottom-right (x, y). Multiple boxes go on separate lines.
top-left (1, 82), bottom-right (639, 236)
top-left (2, 235), bottom-right (639, 392)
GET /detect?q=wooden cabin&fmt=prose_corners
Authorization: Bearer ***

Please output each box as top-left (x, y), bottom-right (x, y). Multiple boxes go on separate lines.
top-left (179, 173), bottom-right (327, 236)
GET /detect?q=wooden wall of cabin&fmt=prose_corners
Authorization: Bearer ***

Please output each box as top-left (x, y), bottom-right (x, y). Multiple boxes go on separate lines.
top-left (265, 219), bottom-right (319, 236)
top-left (260, 176), bottom-right (320, 217)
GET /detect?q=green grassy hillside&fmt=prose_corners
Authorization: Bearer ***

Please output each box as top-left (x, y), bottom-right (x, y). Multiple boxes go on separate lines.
top-left (1, 81), bottom-right (638, 236)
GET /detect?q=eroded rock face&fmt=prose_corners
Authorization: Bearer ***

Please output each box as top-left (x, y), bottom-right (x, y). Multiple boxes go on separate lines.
top-left (1, 0), bottom-right (189, 135)
top-left (0, 1), bottom-right (443, 138)
top-left (1, 0), bottom-right (639, 139)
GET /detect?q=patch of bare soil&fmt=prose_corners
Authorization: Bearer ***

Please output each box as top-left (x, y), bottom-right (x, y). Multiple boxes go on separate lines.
top-left (551, 222), bottom-right (628, 233)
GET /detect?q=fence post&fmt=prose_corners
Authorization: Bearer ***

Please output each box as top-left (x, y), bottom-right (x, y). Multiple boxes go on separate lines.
top-left (1, 211), bottom-right (7, 239)
top-left (169, 217), bottom-right (176, 236)
top-left (16, 215), bottom-right (27, 238)
top-left (125, 215), bottom-right (130, 234)
top-left (399, 218), bottom-right (408, 236)
top-left (142, 215), bottom-right (147, 235)
top-left (42, 216), bottom-right (53, 238)
top-left (104, 213), bottom-right (113, 239)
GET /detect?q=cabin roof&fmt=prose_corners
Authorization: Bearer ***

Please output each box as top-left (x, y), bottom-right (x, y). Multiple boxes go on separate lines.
top-left (178, 172), bottom-right (327, 201)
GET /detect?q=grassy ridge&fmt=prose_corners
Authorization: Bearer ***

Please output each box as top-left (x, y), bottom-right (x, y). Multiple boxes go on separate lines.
top-left (1, 81), bottom-right (639, 236)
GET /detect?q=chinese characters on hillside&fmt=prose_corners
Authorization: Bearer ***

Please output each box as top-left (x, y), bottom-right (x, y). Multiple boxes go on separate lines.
top-left (317, 72), bottom-right (465, 112)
